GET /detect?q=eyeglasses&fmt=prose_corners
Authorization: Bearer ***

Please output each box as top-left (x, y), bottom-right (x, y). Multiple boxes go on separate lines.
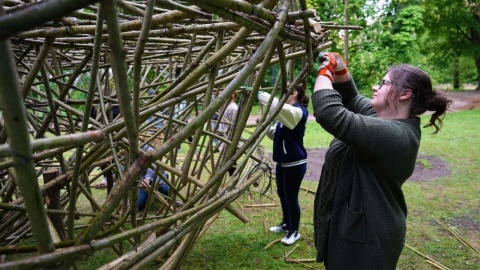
top-left (377, 79), bottom-right (392, 89)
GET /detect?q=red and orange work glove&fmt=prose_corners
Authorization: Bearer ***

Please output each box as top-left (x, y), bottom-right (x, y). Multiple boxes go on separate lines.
top-left (317, 52), bottom-right (348, 81)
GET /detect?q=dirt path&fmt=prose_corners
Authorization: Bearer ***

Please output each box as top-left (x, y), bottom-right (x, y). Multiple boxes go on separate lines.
top-left (445, 90), bottom-right (480, 111)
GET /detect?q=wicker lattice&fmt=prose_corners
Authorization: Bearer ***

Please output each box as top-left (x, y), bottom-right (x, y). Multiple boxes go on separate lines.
top-left (0, 0), bottom-right (333, 268)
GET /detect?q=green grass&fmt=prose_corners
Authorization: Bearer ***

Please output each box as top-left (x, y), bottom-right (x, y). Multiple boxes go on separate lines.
top-left (178, 109), bottom-right (480, 270)
top-left (180, 181), bottom-right (320, 270)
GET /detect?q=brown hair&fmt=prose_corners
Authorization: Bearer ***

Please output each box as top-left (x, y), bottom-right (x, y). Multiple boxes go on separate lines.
top-left (295, 84), bottom-right (310, 106)
top-left (388, 65), bottom-right (452, 134)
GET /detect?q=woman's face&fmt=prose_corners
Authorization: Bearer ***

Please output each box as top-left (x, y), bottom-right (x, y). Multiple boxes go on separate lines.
top-left (371, 73), bottom-right (395, 117)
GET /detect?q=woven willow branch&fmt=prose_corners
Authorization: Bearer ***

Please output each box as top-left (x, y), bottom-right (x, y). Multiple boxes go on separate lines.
top-left (0, 0), bottom-right (363, 268)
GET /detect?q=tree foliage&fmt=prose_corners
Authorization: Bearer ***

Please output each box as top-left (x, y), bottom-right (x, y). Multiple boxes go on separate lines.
top-left (421, 0), bottom-right (480, 88)
top-left (308, 0), bottom-right (480, 92)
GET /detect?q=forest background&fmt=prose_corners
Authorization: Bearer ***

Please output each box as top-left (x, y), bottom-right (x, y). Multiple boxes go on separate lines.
top-left (273, 0), bottom-right (480, 95)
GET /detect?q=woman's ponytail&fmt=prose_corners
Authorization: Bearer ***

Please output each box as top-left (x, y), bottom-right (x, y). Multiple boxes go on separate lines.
top-left (424, 90), bottom-right (452, 134)
top-left (295, 84), bottom-right (310, 106)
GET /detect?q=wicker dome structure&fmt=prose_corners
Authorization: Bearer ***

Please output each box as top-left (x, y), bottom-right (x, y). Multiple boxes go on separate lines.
top-left (0, 0), bottom-right (340, 268)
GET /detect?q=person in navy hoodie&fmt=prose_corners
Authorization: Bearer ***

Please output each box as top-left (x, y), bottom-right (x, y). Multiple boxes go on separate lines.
top-left (258, 84), bottom-right (309, 245)
top-left (137, 144), bottom-right (170, 211)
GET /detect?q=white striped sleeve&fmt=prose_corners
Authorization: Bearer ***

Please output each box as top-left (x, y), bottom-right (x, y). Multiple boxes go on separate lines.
top-left (258, 92), bottom-right (303, 130)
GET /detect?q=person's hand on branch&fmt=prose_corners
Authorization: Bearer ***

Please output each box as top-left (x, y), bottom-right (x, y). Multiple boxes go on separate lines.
top-left (317, 52), bottom-right (348, 82)
top-left (317, 54), bottom-right (335, 81)
top-left (330, 52), bottom-right (348, 76)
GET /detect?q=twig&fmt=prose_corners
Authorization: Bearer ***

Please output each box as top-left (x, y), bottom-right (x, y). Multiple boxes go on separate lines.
top-left (282, 244), bottom-right (319, 268)
top-left (236, 201), bottom-right (244, 211)
top-left (426, 259), bottom-right (451, 270)
top-left (264, 238), bottom-right (281, 250)
top-left (405, 243), bottom-right (451, 270)
top-left (259, 193), bottom-right (277, 201)
top-left (285, 244), bottom-right (300, 259)
top-left (301, 186), bottom-right (316, 195)
top-left (285, 258), bottom-right (317, 263)
top-left (244, 203), bottom-right (276, 208)
top-left (433, 216), bottom-right (480, 259)
top-left (285, 257), bottom-right (318, 269)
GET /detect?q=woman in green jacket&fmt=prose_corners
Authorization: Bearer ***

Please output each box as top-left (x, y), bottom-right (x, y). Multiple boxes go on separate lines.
top-left (312, 52), bottom-right (451, 269)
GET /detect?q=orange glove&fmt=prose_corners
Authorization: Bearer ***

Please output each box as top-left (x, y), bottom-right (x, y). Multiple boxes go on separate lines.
top-left (317, 53), bottom-right (335, 81)
top-left (331, 52), bottom-right (348, 75)
top-left (317, 52), bottom-right (348, 81)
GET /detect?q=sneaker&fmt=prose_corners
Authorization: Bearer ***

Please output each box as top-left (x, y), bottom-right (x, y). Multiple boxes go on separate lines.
top-left (281, 231), bottom-right (301, 245)
top-left (269, 223), bottom-right (286, 233)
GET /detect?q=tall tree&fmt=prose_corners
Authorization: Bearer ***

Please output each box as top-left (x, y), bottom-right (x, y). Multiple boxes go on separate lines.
top-left (307, 0), bottom-right (380, 93)
top-left (310, 0), bottom-right (428, 93)
top-left (422, 0), bottom-right (480, 90)
top-left (350, 1), bottom-right (426, 90)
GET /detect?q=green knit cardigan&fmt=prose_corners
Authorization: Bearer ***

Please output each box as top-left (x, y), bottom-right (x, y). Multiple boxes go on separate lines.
top-left (312, 78), bottom-right (421, 269)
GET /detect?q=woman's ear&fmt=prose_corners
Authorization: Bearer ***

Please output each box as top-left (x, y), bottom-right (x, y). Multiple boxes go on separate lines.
top-left (399, 89), bottom-right (413, 100)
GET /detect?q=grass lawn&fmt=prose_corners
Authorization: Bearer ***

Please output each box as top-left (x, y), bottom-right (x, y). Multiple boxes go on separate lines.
top-left (178, 108), bottom-right (480, 270)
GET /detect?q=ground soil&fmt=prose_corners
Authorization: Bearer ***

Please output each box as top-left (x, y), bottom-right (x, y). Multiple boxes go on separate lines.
top-left (445, 89), bottom-right (480, 111)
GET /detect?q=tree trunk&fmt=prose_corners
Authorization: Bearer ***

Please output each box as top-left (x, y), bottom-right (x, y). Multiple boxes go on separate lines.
top-left (344, 0), bottom-right (349, 61)
top-left (476, 56), bottom-right (480, 90)
top-left (473, 11), bottom-right (480, 90)
top-left (453, 57), bottom-right (460, 89)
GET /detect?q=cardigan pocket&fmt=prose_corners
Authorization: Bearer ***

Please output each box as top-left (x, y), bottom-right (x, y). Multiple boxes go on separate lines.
top-left (338, 203), bottom-right (365, 243)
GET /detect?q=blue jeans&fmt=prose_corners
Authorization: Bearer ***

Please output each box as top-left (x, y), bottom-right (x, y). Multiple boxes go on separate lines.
top-left (275, 163), bottom-right (307, 231)
top-left (137, 174), bottom-right (170, 211)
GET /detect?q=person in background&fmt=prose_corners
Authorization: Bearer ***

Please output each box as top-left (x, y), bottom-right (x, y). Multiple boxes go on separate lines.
top-left (210, 91), bottom-right (221, 149)
top-left (102, 143), bottom-right (170, 210)
top-left (137, 144), bottom-right (170, 211)
top-left (146, 89), bottom-right (167, 129)
top-left (216, 91), bottom-right (238, 153)
top-left (312, 52), bottom-right (451, 269)
top-left (258, 84), bottom-right (309, 245)
top-left (91, 104), bottom-right (120, 188)
top-left (137, 167), bottom-right (170, 211)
